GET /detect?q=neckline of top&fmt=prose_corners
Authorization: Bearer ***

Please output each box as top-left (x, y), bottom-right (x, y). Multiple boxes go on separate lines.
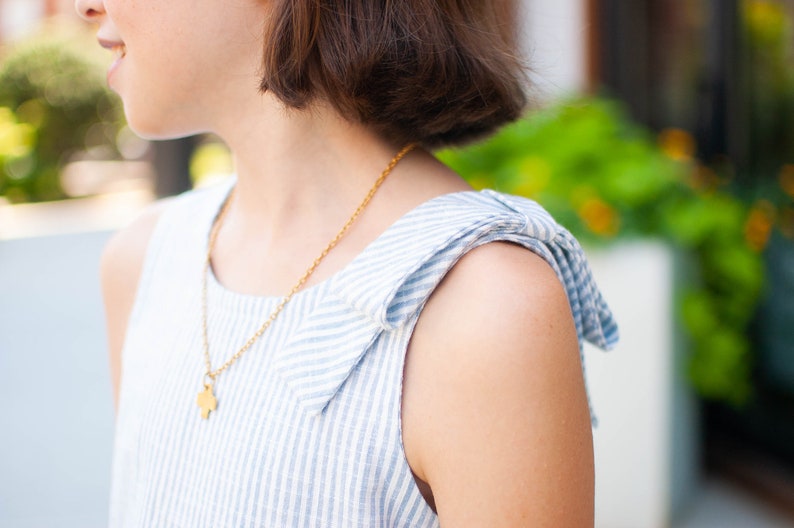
top-left (203, 177), bottom-right (489, 305)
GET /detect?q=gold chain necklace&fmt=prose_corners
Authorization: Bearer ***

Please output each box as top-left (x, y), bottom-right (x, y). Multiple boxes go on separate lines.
top-left (196, 144), bottom-right (416, 419)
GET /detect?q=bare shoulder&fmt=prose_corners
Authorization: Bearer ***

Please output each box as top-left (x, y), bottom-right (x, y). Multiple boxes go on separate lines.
top-left (402, 241), bottom-right (594, 526)
top-left (101, 197), bottom-right (173, 413)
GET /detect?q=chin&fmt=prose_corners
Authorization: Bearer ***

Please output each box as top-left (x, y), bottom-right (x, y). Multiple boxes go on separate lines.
top-left (129, 124), bottom-right (202, 141)
top-left (121, 98), bottom-right (206, 141)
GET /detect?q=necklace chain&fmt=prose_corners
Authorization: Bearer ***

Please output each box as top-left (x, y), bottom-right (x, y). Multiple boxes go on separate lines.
top-left (197, 143), bottom-right (416, 419)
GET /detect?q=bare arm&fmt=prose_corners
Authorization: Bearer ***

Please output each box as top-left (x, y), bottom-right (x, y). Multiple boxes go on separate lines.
top-left (402, 242), bottom-right (594, 527)
top-left (99, 199), bottom-right (170, 414)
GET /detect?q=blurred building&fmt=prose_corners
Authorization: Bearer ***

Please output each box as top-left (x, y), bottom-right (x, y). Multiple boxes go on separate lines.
top-left (590, 2), bottom-right (794, 518)
top-left (0, 0), bottom-right (72, 41)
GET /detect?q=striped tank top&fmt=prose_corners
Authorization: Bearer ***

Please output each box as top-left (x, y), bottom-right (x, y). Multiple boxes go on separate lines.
top-left (108, 178), bottom-right (618, 527)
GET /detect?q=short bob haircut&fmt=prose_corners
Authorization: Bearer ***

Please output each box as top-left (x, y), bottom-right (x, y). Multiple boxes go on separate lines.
top-left (260, 1), bottom-right (528, 149)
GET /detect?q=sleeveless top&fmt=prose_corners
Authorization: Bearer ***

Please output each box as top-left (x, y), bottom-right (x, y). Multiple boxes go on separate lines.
top-left (108, 178), bottom-right (618, 527)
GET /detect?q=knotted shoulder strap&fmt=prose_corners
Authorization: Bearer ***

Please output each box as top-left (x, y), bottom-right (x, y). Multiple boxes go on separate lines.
top-left (274, 190), bottom-right (618, 423)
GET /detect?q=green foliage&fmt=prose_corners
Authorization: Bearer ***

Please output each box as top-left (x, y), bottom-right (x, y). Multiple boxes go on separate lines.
top-left (740, 0), bottom-right (794, 241)
top-left (439, 95), bottom-right (765, 406)
top-left (742, 0), bottom-right (794, 178)
top-left (0, 24), bottom-right (123, 202)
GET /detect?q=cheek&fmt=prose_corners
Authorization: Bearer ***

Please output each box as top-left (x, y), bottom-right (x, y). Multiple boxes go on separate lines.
top-left (110, 19), bottom-right (212, 137)
top-left (108, 1), bottom-right (266, 137)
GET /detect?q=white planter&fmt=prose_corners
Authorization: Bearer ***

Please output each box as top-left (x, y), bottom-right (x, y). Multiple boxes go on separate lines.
top-left (585, 240), bottom-right (700, 528)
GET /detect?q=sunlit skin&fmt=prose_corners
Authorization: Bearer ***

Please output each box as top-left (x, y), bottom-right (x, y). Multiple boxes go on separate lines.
top-left (76, 0), bottom-right (595, 525)
top-left (92, 0), bottom-right (268, 139)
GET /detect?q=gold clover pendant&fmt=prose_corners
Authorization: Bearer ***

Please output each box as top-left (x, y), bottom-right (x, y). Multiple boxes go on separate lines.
top-left (197, 383), bottom-right (217, 419)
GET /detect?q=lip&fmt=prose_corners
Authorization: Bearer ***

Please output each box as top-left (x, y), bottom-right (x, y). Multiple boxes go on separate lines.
top-left (97, 37), bottom-right (124, 50)
top-left (98, 38), bottom-right (127, 85)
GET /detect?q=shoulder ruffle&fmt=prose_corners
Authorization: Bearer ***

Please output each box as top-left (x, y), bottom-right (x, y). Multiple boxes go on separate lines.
top-left (274, 190), bottom-right (618, 423)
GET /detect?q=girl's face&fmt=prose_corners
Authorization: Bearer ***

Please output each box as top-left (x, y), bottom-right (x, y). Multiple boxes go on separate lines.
top-left (76, 0), bottom-right (269, 139)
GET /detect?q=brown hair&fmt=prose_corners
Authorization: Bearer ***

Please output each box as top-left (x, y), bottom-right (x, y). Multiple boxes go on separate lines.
top-left (259, 1), bottom-right (529, 148)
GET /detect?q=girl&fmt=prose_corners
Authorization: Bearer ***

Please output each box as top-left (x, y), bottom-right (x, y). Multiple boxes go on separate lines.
top-left (76, 0), bottom-right (618, 525)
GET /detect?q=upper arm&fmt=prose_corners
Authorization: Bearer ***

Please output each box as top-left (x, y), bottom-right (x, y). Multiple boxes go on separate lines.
top-left (402, 241), bottom-right (593, 527)
top-left (100, 198), bottom-right (171, 415)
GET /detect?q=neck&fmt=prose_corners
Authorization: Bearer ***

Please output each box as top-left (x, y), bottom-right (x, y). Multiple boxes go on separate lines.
top-left (199, 92), bottom-right (469, 296)
top-left (211, 94), bottom-right (406, 240)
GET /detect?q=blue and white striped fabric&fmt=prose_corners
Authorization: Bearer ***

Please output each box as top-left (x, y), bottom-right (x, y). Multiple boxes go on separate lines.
top-left (108, 178), bottom-right (618, 527)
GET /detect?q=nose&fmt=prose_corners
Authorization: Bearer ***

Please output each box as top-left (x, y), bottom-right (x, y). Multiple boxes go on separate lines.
top-left (75, 0), bottom-right (105, 22)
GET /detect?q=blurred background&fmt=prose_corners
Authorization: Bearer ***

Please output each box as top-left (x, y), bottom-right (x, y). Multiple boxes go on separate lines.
top-left (0, 0), bottom-right (792, 526)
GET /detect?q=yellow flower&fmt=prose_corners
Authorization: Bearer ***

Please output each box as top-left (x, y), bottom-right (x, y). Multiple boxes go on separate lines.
top-left (744, 200), bottom-right (776, 251)
top-left (578, 197), bottom-right (620, 237)
top-left (658, 128), bottom-right (696, 162)
top-left (688, 162), bottom-right (721, 193)
top-left (779, 164), bottom-right (794, 199)
top-left (746, 0), bottom-right (786, 41)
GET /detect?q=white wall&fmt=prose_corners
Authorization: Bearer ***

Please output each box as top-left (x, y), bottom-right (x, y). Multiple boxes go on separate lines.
top-left (521, 0), bottom-right (589, 98)
top-left (0, 230), bottom-right (114, 527)
top-left (0, 0), bottom-right (44, 41)
top-left (0, 192), bottom-right (150, 527)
